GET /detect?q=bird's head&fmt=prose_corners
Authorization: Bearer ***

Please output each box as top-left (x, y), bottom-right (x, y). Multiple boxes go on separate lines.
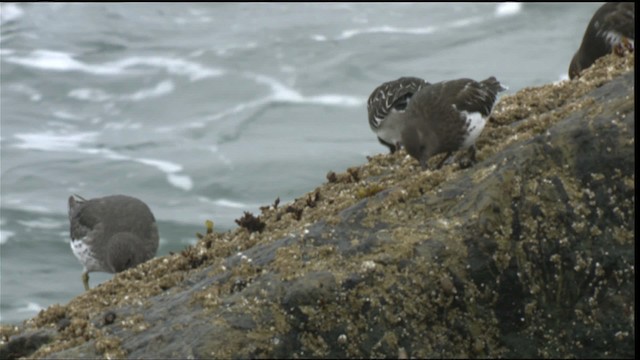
top-left (402, 127), bottom-right (429, 170)
top-left (569, 52), bottom-right (583, 79)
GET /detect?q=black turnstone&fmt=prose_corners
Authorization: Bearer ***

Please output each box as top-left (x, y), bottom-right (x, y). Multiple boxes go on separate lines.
top-left (68, 194), bottom-right (159, 290)
top-left (367, 76), bottom-right (430, 153)
top-left (399, 76), bottom-right (506, 170)
top-left (569, 2), bottom-right (635, 79)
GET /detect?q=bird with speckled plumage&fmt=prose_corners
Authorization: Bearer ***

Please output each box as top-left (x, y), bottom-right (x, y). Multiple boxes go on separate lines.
top-left (569, 2), bottom-right (634, 79)
top-left (68, 194), bottom-right (159, 290)
top-left (399, 77), bottom-right (506, 170)
top-left (367, 76), bottom-right (430, 153)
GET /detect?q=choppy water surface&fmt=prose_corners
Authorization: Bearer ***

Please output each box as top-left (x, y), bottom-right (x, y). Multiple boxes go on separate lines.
top-left (0, 2), bottom-right (603, 324)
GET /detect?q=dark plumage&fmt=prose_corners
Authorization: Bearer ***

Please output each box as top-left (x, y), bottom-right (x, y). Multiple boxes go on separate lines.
top-left (367, 76), bottom-right (430, 153)
top-left (68, 194), bottom-right (159, 290)
top-left (569, 2), bottom-right (635, 79)
top-left (400, 76), bottom-right (505, 170)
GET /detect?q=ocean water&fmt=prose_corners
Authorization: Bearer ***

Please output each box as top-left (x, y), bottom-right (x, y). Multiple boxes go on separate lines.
top-left (0, 2), bottom-right (603, 324)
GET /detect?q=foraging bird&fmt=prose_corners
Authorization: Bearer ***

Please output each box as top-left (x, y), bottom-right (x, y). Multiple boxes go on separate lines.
top-left (367, 76), bottom-right (430, 153)
top-left (399, 76), bottom-right (505, 170)
top-left (68, 194), bottom-right (159, 290)
top-left (569, 2), bottom-right (635, 79)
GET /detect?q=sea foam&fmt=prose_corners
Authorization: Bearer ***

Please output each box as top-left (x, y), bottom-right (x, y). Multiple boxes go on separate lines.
top-left (248, 72), bottom-right (364, 107)
top-left (5, 50), bottom-right (223, 81)
top-left (14, 131), bottom-right (99, 152)
top-left (197, 196), bottom-right (255, 210)
top-left (16, 217), bottom-right (64, 230)
top-left (158, 72), bottom-right (363, 134)
top-left (337, 25), bottom-right (436, 40)
top-left (0, 218), bottom-right (14, 245)
top-left (4, 83), bottom-right (42, 102)
top-left (0, 3), bottom-right (23, 24)
top-left (314, 6), bottom-right (517, 43)
top-left (495, 2), bottom-right (522, 17)
top-left (0, 229), bottom-right (14, 245)
top-left (17, 302), bottom-right (44, 313)
top-left (13, 131), bottom-right (194, 191)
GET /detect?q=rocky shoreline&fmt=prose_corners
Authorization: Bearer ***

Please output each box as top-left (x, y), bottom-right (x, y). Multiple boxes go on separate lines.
top-left (1, 53), bottom-right (635, 359)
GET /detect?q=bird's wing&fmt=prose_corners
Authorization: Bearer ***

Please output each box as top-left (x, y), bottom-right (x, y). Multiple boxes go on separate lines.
top-left (368, 78), bottom-right (427, 127)
top-left (601, 3), bottom-right (635, 39)
top-left (450, 80), bottom-right (500, 116)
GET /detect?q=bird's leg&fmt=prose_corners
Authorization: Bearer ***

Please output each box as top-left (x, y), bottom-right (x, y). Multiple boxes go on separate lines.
top-left (419, 158), bottom-right (429, 170)
top-left (435, 152), bottom-right (453, 170)
top-left (458, 146), bottom-right (477, 169)
top-left (625, 37), bottom-right (635, 52)
top-left (394, 141), bottom-right (402, 153)
top-left (82, 271), bottom-right (90, 291)
top-left (469, 145), bottom-right (477, 162)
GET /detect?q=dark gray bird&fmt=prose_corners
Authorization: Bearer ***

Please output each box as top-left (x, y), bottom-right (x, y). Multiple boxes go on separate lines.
top-left (367, 76), bottom-right (430, 153)
top-left (569, 2), bottom-right (635, 79)
top-left (68, 194), bottom-right (159, 290)
top-left (399, 77), bottom-right (505, 170)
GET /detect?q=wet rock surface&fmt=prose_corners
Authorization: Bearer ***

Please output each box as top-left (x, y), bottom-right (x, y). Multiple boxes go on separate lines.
top-left (0, 53), bottom-right (634, 359)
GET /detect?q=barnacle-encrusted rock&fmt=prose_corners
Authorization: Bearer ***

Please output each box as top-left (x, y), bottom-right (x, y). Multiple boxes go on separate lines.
top-left (0, 53), bottom-right (634, 359)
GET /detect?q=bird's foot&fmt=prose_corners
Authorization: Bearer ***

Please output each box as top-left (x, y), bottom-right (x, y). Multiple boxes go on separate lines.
top-left (458, 157), bottom-right (476, 169)
top-left (458, 146), bottom-right (477, 169)
top-left (434, 152), bottom-right (454, 170)
top-left (614, 37), bottom-right (634, 56)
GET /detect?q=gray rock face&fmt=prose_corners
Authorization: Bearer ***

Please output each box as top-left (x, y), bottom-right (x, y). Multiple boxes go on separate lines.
top-left (0, 329), bottom-right (55, 360)
top-left (0, 59), bottom-right (634, 359)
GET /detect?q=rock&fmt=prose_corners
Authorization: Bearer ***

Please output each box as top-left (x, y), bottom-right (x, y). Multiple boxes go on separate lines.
top-left (0, 329), bottom-right (55, 360)
top-left (0, 53), bottom-right (634, 359)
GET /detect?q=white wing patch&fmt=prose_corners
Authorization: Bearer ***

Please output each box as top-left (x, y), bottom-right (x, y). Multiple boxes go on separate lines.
top-left (600, 30), bottom-right (634, 48)
top-left (70, 238), bottom-right (103, 272)
top-left (602, 30), bottom-right (622, 45)
top-left (461, 111), bottom-right (486, 148)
